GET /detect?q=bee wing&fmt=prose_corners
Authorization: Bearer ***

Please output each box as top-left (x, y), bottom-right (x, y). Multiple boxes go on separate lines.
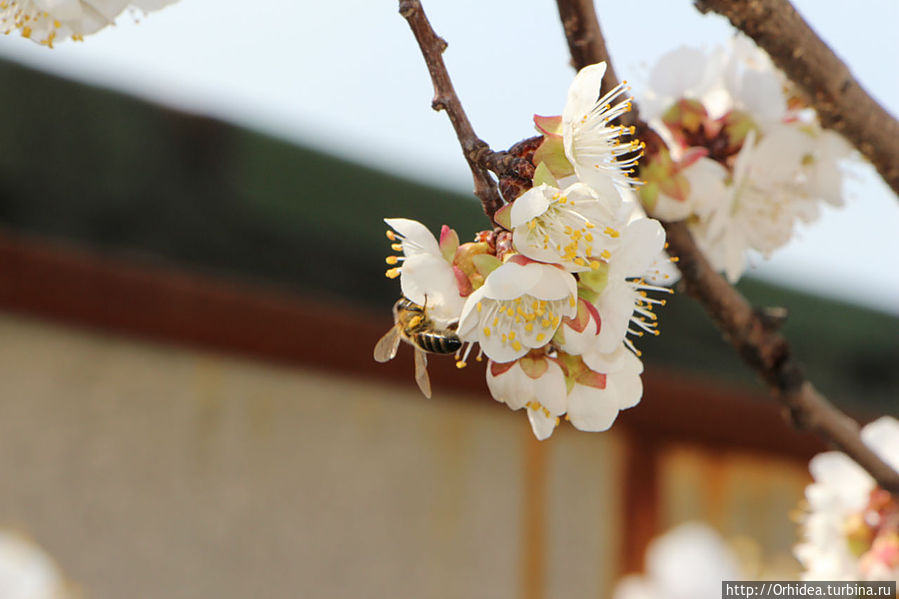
top-left (373, 327), bottom-right (402, 363)
top-left (413, 348), bottom-right (432, 399)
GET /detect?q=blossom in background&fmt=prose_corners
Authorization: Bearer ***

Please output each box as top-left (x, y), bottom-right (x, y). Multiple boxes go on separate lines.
top-left (0, 531), bottom-right (70, 599)
top-left (637, 35), bottom-right (854, 283)
top-left (642, 36), bottom-right (787, 129)
top-left (795, 416), bottom-right (899, 582)
top-left (457, 256), bottom-right (577, 363)
top-left (0, 0), bottom-right (175, 46)
top-left (613, 522), bottom-right (742, 599)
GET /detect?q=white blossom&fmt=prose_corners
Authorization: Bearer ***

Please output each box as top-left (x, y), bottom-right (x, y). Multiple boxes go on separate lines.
top-left (384, 218), bottom-right (465, 327)
top-left (0, 531), bottom-right (69, 599)
top-left (1, 0), bottom-right (175, 46)
top-left (613, 522), bottom-right (742, 599)
top-left (795, 416), bottom-right (899, 582)
top-left (690, 129), bottom-right (811, 282)
top-left (486, 354), bottom-right (567, 440)
top-left (643, 36), bottom-right (786, 128)
top-left (457, 257), bottom-right (577, 363)
top-left (561, 62), bottom-right (643, 198)
top-left (568, 343), bottom-right (643, 432)
top-left (510, 181), bottom-right (626, 272)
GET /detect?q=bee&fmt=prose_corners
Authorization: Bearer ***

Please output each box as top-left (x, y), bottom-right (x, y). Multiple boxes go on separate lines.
top-left (373, 297), bottom-right (462, 398)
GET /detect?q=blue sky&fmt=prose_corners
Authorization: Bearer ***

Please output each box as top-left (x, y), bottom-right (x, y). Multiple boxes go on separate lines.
top-left (0, 0), bottom-right (896, 313)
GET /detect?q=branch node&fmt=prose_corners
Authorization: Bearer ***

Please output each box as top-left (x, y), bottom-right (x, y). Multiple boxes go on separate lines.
top-left (398, 0), bottom-right (416, 18)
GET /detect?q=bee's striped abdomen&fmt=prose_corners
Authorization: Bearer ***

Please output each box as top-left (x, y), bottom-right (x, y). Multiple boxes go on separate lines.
top-left (414, 331), bottom-right (462, 354)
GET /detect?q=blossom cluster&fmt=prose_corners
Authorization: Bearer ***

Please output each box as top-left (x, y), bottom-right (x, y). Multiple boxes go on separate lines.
top-left (637, 36), bottom-right (853, 282)
top-left (795, 416), bottom-right (899, 582)
top-left (1, 0), bottom-right (174, 46)
top-left (378, 63), bottom-right (671, 440)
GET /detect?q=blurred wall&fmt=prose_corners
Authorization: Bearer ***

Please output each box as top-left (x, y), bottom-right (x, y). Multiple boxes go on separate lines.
top-left (0, 312), bottom-right (626, 599)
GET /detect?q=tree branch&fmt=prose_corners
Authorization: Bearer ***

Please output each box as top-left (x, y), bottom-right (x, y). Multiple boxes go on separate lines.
top-left (398, 0), bottom-right (506, 221)
top-left (554, 0), bottom-right (638, 127)
top-left (694, 0), bottom-right (899, 198)
top-left (553, 0), bottom-right (899, 495)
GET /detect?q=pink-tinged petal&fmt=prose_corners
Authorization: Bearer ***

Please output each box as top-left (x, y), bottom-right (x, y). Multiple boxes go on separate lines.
top-left (452, 265), bottom-right (473, 297)
top-left (472, 254), bottom-right (502, 279)
top-left (489, 359), bottom-right (517, 378)
top-left (562, 62), bottom-right (607, 126)
top-left (493, 203), bottom-right (513, 230)
top-left (533, 138), bottom-right (574, 180)
top-left (658, 172), bottom-right (690, 204)
top-left (506, 254), bottom-right (536, 267)
top-left (567, 384), bottom-right (620, 432)
top-left (575, 369), bottom-right (607, 390)
top-left (534, 114), bottom-right (563, 136)
top-left (519, 355), bottom-right (549, 379)
top-left (510, 185), bottom-right (553, 226)
top-left (680, 146), bottom-right (709, 168)
top-left (439, 225), bottom-right (459, 262)
top-left (565, 298), bottom-right (593, 334)
top-left (527, 407), bottom-right (558, 441)
top-left (384, 218), bottom-right (440, 256)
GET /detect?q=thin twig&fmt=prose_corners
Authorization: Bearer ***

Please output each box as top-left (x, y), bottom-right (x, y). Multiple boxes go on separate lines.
top-left (694, 0), bottom-right (899, 198)
top-left (399, 0), bottom-right (505, 220)
top-left (553, 0), bottom-right (899, 494)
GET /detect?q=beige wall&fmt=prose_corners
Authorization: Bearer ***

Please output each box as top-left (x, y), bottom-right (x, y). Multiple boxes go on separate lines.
top-left (0, 313), bottom-right (625, 599)
top-left (658, 444), bottom-right (810, 577)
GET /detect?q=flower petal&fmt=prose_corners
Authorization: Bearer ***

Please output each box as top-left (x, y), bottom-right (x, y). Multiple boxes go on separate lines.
top-left (562, 62), bottom-right (607, 125)
top-left (384, 218), bottom-right (441, 256)
top-left (567, 384), bottom-right (621, 432)
top-left (527, 406), bottom-right (558, 441)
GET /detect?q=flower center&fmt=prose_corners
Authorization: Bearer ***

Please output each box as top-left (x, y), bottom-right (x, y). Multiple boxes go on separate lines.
top-left (479, 294), bottom-right (574, 353)
top-left (525, 194), bottom-right (617, 269)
